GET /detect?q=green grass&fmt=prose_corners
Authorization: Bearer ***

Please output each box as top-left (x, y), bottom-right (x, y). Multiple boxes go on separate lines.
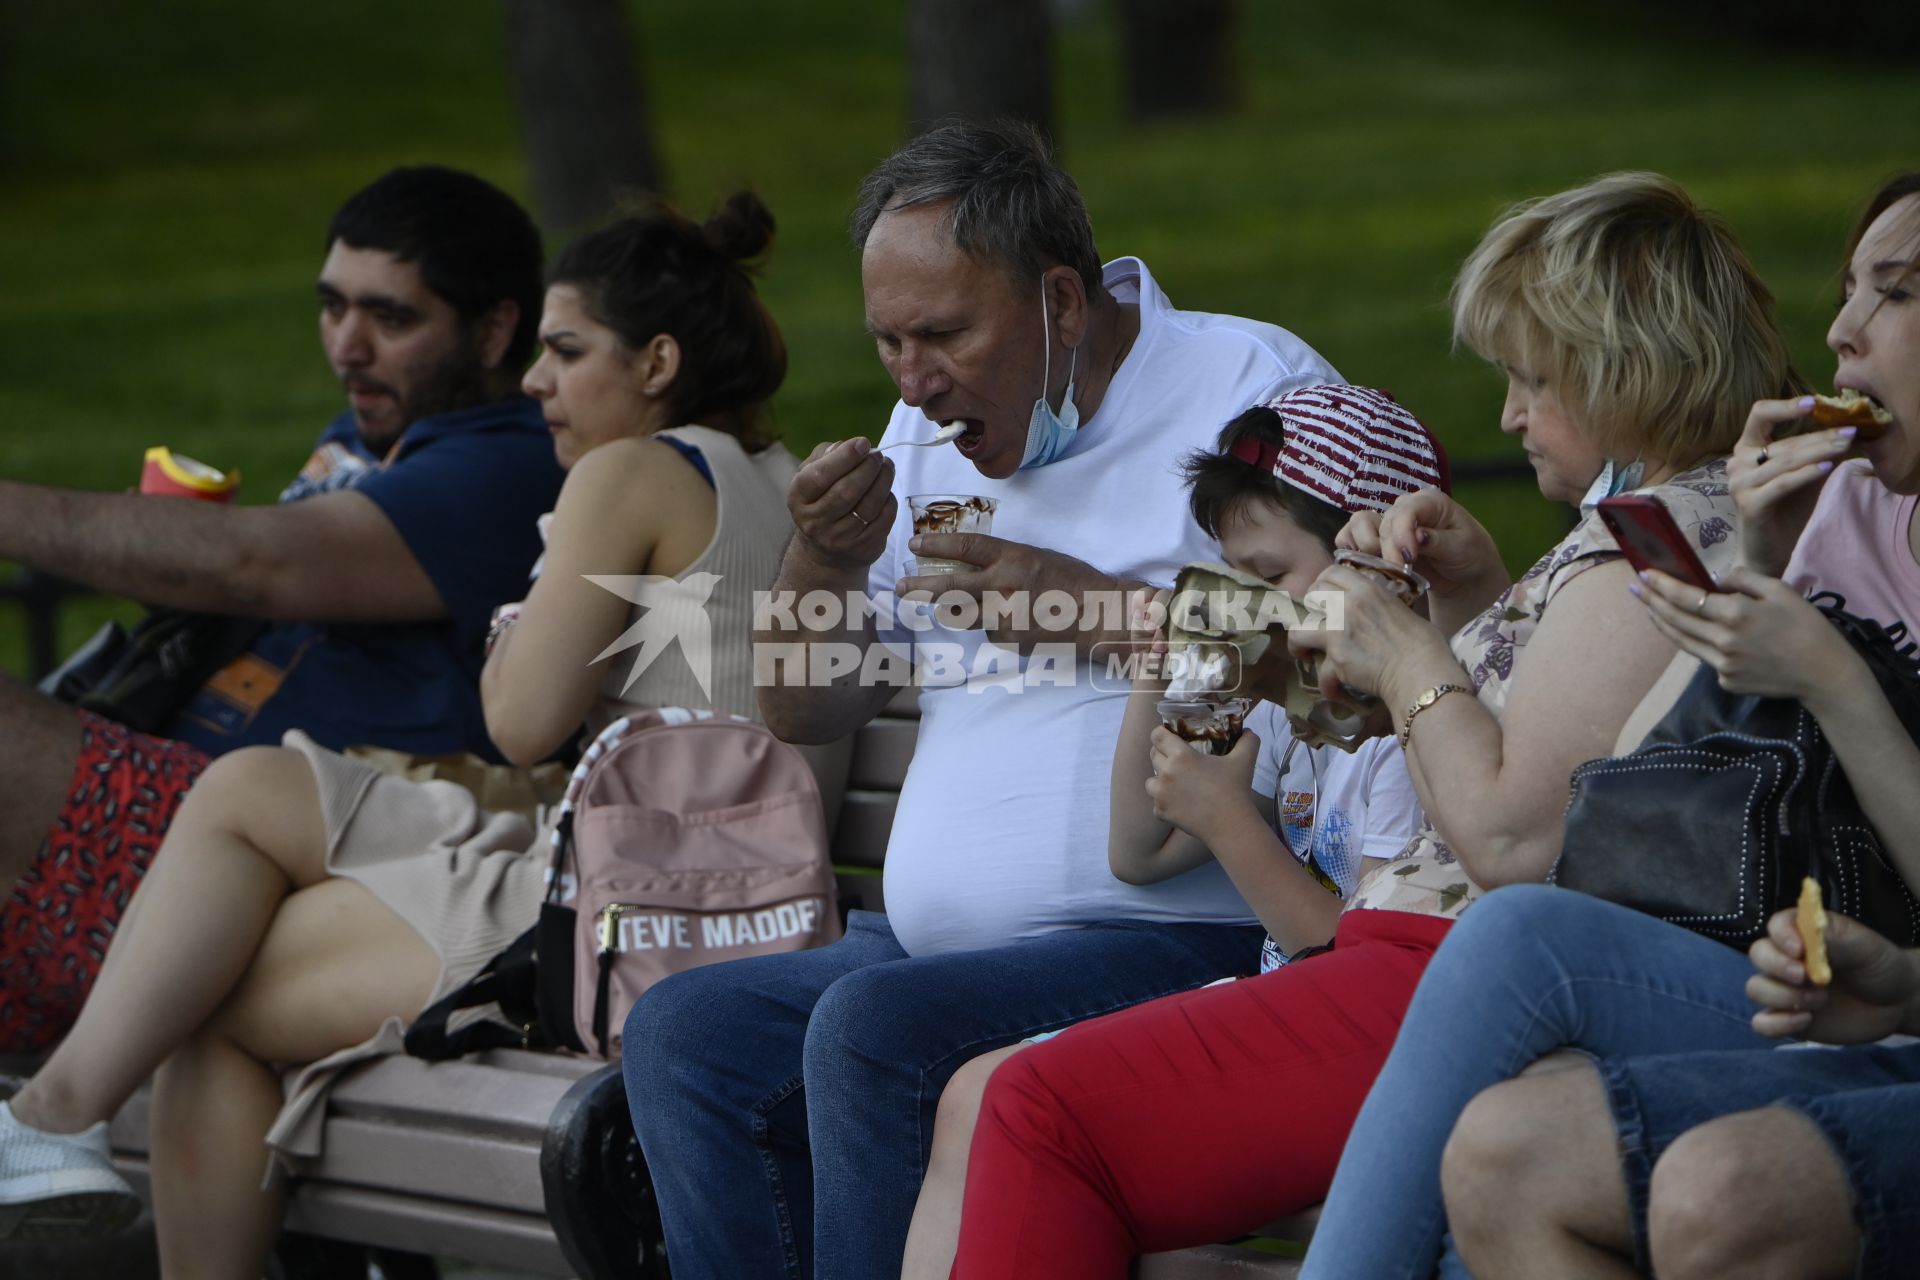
top-left (3, 0), bottom-right (1917, 673)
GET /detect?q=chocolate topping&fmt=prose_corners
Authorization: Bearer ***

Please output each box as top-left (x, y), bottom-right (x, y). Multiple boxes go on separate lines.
top-left (911, 495), bottom-right (995, 535)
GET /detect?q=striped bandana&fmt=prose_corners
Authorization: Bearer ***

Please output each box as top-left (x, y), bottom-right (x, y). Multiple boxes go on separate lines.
top-left (1228, 385), bottom-right (1451, 513)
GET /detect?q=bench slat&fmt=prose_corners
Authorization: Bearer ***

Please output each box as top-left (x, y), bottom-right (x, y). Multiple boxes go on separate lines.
top-left (847, 717), bottom-right (918, 789)
top-left (829, 790), bottom-right (897, 868)
top-left (312, 1118), bottom-right (547, 1210)
top-left (1137, 1244), bottom-right (1303, 1278)
top-left (326, 1054), bottom-right (587, 1137)
top-left (113, 1154), bottom-right (574, 1276)
top-left (471, 1047), bottom-right (609, 1079)
top-left (284, 1182), bottom-right (574, 1276)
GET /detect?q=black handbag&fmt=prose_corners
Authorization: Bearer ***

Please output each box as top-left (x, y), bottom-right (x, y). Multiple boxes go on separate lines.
top-left (38, 608), bottom-right (266, 735)
top-left (1550, 592), bottom-right (1920, 950)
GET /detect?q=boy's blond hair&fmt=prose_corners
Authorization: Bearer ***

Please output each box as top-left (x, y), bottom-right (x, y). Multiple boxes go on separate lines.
top-left (1452, 172), bottom-right (1795, 467)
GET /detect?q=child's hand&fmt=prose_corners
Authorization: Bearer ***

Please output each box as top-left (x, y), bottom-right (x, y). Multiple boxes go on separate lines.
top-left (1146, 725), bottom-right (1261, 845)
top-left (1748, 906), bottom-right (1920, 1043)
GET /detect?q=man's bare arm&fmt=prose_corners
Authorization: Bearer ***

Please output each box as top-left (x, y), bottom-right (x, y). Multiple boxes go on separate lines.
top-left (755, 537), bottom-right (896, 744)
top-left (0, 481), bottom-right (444, 623)
top-left (755, 438), bottom-right (897, 744)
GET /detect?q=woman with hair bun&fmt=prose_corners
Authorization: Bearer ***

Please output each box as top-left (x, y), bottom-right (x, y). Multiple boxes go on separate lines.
top-left (0, 191), bottom-right (836, 1278)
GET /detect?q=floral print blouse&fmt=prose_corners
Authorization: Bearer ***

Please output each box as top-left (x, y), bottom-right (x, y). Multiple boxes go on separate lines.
top-left (1344, 460), bottom-right (1737, 921)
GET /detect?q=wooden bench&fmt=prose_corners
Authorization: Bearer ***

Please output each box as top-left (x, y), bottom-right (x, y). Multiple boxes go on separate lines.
top-left (101, 686), bottom-right (1305, 1278)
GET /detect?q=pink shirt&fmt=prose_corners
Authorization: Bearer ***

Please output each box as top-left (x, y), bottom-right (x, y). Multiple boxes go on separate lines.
top-left (1786, 460), bottom-right (1920, 631)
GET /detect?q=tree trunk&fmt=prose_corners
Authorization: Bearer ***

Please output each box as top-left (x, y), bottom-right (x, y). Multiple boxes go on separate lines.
top-left (906, 0), bottom-right (1053, 139)
top-left (503, 0), bottom-right (664, 236)
top-left (1118, 0), bottom-right (1243, 122)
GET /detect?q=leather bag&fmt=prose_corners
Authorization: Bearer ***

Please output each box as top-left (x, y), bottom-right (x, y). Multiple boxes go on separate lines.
top-left (1550, 593), bottom-right (1920, 950)
top-left (38, 609), bottom-right (265, 734)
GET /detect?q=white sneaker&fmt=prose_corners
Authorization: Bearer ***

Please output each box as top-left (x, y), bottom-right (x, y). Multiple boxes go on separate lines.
top-left (0, 1098), bottom-right (142, 1238)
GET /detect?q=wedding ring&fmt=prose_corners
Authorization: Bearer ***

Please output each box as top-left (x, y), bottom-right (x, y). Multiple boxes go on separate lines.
top-left (1696, 590), bottom-right (1710, 614)
top-left (1755, 448), bottom-right (1770, 466)
top-left (851, 509), bottom-right (872, 527)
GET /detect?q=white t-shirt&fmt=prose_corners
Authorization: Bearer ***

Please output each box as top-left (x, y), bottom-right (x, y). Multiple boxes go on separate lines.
top-left (870, 257), bottom-right (1341, 955)
top-left (1245, 702), bottom-right (1422, 971)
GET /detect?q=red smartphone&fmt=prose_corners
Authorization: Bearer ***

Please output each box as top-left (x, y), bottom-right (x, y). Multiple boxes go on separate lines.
top-left (1596, 495), bottom-right (1721, 593)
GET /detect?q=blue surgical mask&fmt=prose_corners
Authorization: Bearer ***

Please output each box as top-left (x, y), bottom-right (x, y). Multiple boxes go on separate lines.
top-left (1019, 285), bottom-right (1080, 470)
top-left (1579, 457), bottom-right (1646, 515)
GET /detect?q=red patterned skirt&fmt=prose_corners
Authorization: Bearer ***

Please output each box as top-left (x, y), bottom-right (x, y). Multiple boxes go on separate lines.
top-left (0, 711), bottom-right (208, 1053)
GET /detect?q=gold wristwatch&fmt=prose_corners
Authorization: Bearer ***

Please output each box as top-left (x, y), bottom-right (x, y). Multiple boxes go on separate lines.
top-left (1399, 682), bottom-right (1472, 752)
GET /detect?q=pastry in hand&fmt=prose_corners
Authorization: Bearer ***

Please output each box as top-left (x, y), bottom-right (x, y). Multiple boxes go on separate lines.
top-left (1796, 876), bottom-right (1832, 987)
top-left (1778, 390), bottom-right (1894, 440)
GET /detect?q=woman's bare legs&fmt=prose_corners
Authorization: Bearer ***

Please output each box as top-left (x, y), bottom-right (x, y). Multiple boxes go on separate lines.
top-left (5, 746), bottom-right (438, 1280)
top-left (8, 747), bottom-right (334, 1133)
top-left (150, 876), bottom-right (436, 1278)
top-left (900, 1045), bottom-right (1023, 1280)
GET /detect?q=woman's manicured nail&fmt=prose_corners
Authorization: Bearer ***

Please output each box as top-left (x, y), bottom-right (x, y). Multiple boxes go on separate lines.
top-left (1797, 396), bottom-right (1817, 410)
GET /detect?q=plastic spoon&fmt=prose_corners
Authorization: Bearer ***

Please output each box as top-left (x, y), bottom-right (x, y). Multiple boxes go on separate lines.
top-left (877, 421), bottom-right (965, 452)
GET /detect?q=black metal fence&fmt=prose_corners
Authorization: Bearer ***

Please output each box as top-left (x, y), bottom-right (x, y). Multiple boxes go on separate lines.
top-left (0, 569), bottom-right (91, 681)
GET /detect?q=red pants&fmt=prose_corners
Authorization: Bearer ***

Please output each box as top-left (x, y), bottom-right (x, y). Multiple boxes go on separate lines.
top-left (0, 711), bottom-right (207, 1053)
top-left (951, 909), bottom-right (1452, 1279)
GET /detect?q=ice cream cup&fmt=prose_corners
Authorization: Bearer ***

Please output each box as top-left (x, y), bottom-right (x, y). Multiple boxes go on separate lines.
top-left (1156, 697), bottom-right (1254, 756)
top-left (908, 494), bottom-right (997, 575)
top-left (1333, 548), bottom-right (1428, 605)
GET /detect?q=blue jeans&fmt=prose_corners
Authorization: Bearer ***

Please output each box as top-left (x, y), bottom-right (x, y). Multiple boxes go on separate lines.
top-left (623, 910), bottom-right (1262, 1280)
top-left (1603, 1040), bottom-right (1920, 1278)
top-left (1298, 886), bottom-right (1775, 1280)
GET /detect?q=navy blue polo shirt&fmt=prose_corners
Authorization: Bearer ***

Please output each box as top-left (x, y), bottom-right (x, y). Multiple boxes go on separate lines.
top-left (164, 397), bottom-right (564, 761)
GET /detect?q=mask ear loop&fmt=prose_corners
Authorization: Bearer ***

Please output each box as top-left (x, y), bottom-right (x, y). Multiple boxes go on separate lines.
top-left (1273, 735), bottom-right (1319, 863)
top-left (1038, 281), bottom-right (1053, 401)
top-left (1304, 739), bottom-right (1322, 870)
top-left (1037, 279), bottom-right (1081, 412)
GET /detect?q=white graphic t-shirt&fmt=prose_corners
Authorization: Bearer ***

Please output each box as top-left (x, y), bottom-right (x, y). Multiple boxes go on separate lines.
top-left (1246, 702), bottom-right (1423, 971)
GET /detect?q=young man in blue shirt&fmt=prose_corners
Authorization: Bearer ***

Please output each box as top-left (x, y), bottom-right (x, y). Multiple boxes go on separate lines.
top-left (0, 165), bottom-right (566, 1054)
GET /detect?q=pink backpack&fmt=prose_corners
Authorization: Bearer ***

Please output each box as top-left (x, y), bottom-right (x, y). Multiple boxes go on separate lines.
top-left (405, 709), bottom-right (839, 1061)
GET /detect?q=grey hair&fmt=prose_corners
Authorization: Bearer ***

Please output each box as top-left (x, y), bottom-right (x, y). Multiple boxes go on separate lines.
top-left (850, 118), bottom-right (1105, 295)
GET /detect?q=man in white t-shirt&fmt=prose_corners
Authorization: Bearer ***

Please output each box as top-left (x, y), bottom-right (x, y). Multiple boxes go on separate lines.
top-left (624, 118), bottom-right (1340, 1280)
